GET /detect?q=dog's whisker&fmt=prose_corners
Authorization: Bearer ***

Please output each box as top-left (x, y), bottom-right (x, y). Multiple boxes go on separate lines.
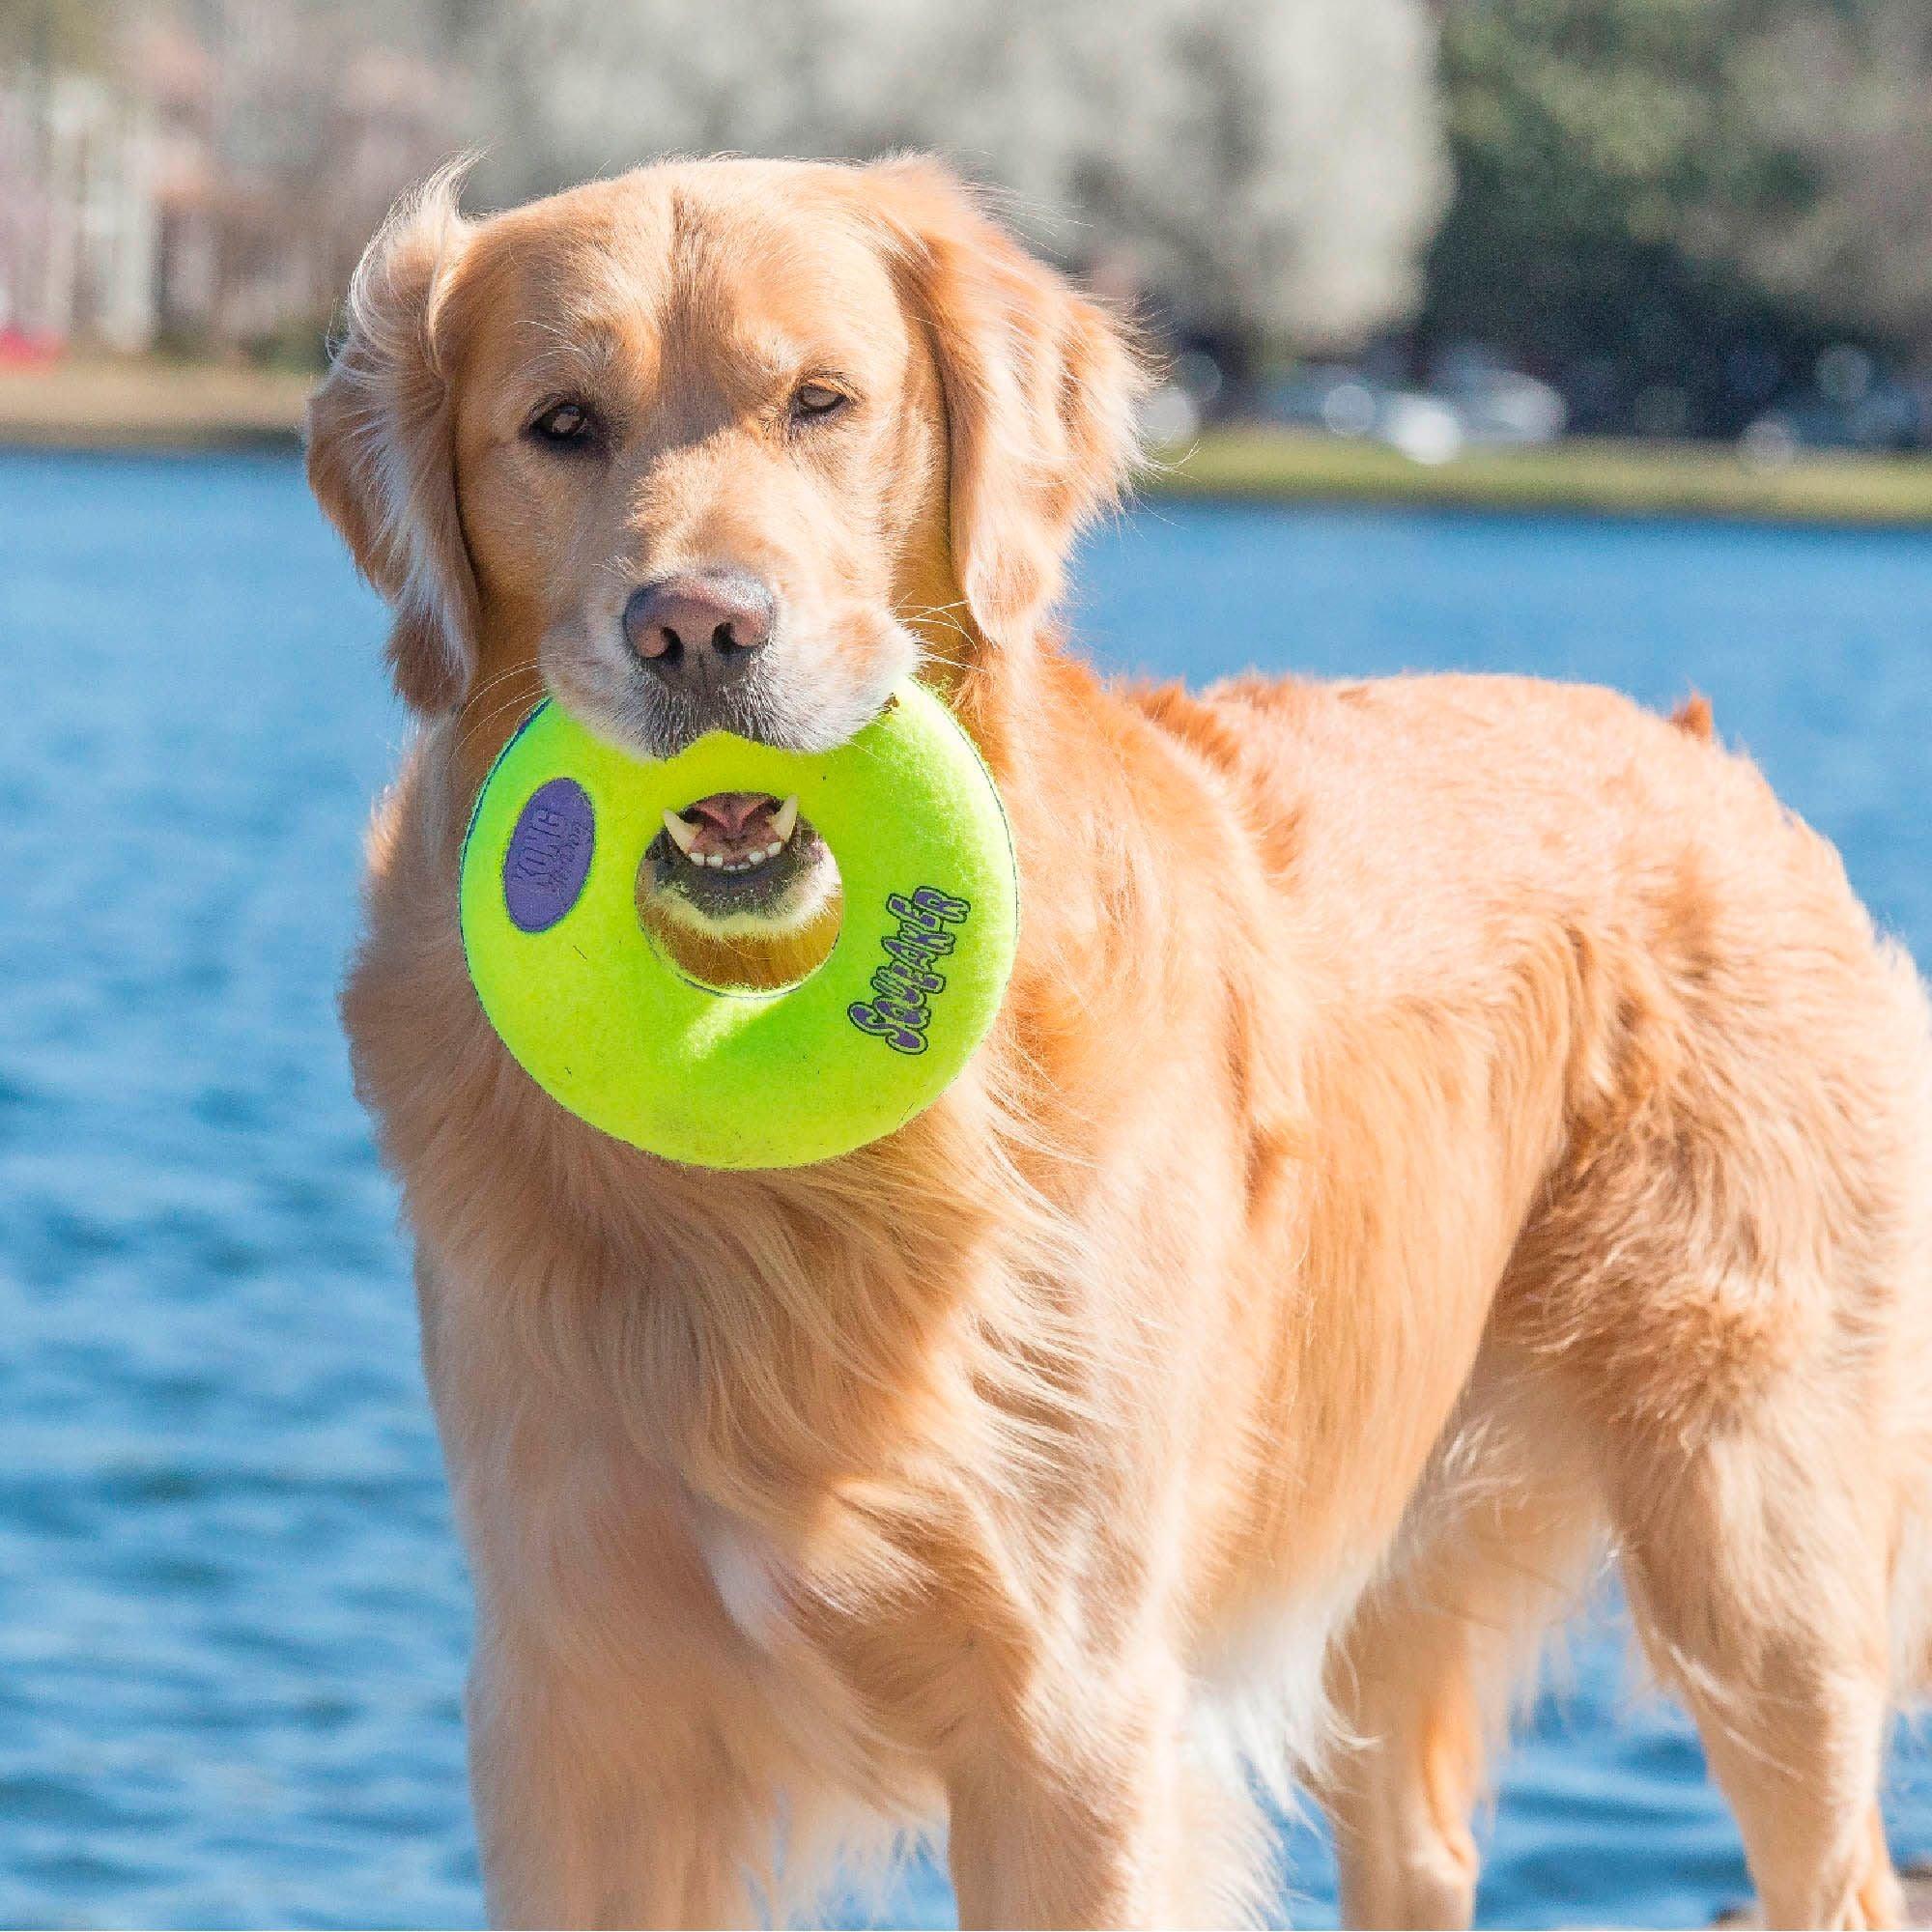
top-left (453, 687), bottom-right (547, 766)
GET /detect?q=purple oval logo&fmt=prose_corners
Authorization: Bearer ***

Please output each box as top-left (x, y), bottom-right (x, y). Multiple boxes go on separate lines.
top-left (503, 778), bottom-right (594, 933)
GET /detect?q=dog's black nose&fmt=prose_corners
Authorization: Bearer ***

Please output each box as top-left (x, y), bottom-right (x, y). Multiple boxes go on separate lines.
top-left (622, 573), bottom-right (774, 691)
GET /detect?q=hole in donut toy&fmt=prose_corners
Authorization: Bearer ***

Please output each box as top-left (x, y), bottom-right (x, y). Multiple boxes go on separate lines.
top-left (636, 792), bottom-right (843, 995)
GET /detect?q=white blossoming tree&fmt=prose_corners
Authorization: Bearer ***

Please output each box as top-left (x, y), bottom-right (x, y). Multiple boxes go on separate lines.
top-left (466, 0), bottom-right (1448, 351)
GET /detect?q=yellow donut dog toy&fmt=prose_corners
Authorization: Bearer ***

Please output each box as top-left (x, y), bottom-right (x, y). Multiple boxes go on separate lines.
top-left (459, 681), bottom-right (1019, 1169)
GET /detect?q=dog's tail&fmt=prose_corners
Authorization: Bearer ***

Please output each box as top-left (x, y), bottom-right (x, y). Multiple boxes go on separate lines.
top-left (1668, 692), bottom-right (1715, 742)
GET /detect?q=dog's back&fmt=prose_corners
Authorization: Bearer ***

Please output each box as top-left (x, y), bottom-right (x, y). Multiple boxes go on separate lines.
top-left (1156, 667), bottom-right (1932, 1928)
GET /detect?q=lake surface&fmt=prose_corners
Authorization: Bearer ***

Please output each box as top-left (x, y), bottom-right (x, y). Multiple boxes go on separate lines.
top-left (1, 449), bottom-right (1929, 1928)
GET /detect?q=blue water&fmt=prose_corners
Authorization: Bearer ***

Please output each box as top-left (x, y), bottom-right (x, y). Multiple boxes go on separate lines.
top-left (1, 450), bottom-right (1928, 1929)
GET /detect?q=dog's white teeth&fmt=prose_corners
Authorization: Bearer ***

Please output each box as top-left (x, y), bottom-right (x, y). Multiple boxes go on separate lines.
top-left (670, 801), bottom-right (794, 878)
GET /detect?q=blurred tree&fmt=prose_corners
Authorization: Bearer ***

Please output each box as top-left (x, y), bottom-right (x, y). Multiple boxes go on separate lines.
top-left (464, 0), bottom-right (1448, 353)
top-left (1428, 0), bottom-right (1932, 427)
top-left (0, 0), bottom-right (111, 71)
top-left (1723, 1), bottom-right (1932, 353)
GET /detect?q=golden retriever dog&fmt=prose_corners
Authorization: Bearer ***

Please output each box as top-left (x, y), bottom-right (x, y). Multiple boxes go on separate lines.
top-left (306, 156), bottom-right (1932, 1930)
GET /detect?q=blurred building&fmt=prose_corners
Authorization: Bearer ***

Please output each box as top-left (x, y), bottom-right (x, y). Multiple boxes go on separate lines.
top-left (1, 3), bottom-right (461, 359)
top-left (0, 69), bottom-right (156, 350)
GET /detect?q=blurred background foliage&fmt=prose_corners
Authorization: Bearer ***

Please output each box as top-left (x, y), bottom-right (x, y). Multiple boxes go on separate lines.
top-left (468, 0), bottom-right (1446, 355)
top-left (1429, 0), bottom-right (1932, 432)
top-left (4, 0), bottom-right (1930, 448)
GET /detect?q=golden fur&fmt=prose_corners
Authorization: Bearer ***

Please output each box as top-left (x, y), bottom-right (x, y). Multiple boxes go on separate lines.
top-left (307, 156), bottom-right (1932, 1929)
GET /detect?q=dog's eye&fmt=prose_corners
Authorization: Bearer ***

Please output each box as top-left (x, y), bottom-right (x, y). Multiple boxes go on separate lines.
top-left (527, 400), bottom-right (597, 447)
top-left (790, 383), bottom-right (849, 422)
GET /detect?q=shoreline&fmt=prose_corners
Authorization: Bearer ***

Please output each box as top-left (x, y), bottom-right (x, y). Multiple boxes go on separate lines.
top-left (0, 356), bottom-right (315, 453)
top-left (1155, 424), bottom-right (1932, 528)
top-left (7, 357), bottom-right (1932, 527)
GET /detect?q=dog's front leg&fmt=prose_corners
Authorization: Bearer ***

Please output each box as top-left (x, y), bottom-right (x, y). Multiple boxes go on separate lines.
top-left (943, 1655), bottom-right (1238, 1929)
top-left (467, 1622), bottom-right (760, 1929)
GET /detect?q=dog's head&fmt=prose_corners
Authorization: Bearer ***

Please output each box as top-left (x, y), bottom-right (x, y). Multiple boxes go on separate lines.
top-left (307, 156), bottom-right (1145, 973)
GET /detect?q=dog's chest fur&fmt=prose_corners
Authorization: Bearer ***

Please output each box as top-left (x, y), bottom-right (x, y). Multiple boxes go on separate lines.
top-left (352, 761), bottom-right (1036, 1598)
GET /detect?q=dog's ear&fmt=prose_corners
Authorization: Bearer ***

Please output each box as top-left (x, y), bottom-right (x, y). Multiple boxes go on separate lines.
top-left (865, 157), bottom-right (1151, 653)
top-left (305, 164), bottom-right (478, 714)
